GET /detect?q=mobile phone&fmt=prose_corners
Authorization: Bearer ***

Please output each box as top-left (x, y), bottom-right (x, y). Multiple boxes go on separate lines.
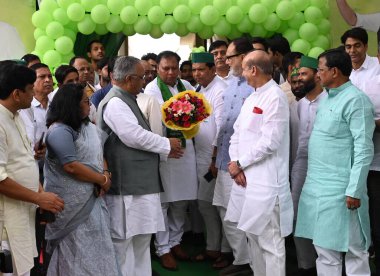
top-left (36, 132), bottom-right (45, 150)
top-left (203, 170), bottom-right (214, 182)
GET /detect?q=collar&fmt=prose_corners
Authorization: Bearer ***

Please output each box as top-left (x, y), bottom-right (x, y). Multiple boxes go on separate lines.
top-left (354, 54), bottom-right (371, 71)
top-left (0, 103), bottom-right (16, 119)
top-left (304, 89), bottom-right (328, 103)
top-left (328, 81), bottom-right (352, 97)
top-left (254, 79), bottom-right (277, 94)
top-left (203, 76), bottom-right (218, 91)
top-left (113, 85), bottom-right (137, 99)
top-left (32, 97), bottom-right (51, 108)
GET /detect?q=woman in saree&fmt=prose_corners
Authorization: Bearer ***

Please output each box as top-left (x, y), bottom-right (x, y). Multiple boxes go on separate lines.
top-left (43, 83), bottom-right (119, 275)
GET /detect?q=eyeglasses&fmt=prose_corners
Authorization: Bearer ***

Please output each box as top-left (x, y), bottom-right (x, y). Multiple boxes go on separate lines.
top-left (129, 74), bottom-right (146, 80)
top-left (226, 53), bottom-right (243, 60)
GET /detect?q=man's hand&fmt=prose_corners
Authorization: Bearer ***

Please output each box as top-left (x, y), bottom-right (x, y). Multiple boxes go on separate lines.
top-left (168, 138), bottom-right (184, 159)
top-left (209, 162), bottom-right (218, 178)
top-left (346, 196), bottom-right (361, 210)
top-left (228, 161), bottom-right (241, 178)
top-left (34, 144), bottom-right (46, 160)
top-left (36, 192), bottom-right (64, 214)
top-left (233, 171), bottom-right (247, 187)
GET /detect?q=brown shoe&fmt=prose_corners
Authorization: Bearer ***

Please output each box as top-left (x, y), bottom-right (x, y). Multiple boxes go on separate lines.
top-left (160, 253), bottom-right (178, 271)
top-left (171, 244), bottom-right (190, 261)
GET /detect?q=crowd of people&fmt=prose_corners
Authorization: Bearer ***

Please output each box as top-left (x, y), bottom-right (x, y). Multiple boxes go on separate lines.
top-left (1, 7), bottom-right (380, 276)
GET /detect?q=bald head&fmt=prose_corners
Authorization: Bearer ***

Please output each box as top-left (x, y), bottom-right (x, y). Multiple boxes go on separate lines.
top-left (243, 50), bottom-right (273, 76)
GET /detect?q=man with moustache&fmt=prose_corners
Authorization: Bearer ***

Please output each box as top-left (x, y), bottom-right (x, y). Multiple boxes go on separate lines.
top-left (209, 40), bottom-right (234, 86)
top-left (87, 40), bottom-right (105, 85)
top-left (291, 56), bottom-right (327, 276)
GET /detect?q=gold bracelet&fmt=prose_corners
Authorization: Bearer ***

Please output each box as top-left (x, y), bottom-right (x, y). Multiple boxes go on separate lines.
top-left (102, 174), bottom-right (108, 186)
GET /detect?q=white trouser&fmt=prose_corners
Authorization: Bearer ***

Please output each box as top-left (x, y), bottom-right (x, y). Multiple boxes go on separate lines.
top-left (198, 200), bottom-right (228, 252)
top-left (112, 234), bottom-right (152, 276)
top-left (314, 212), bottom-right (370, 276)
top-left (1, 241), bottom-right (30, 276)
top-left (155, 200), bottom-right (189, 256)
top-left (246, 203), bottom-right (286, 276)
top-left (217, 206), bottom-right (249, 265)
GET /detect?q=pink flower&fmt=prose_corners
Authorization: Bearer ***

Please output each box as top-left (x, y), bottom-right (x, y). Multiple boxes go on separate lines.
top-left (171, 100), bottom-right (183, 113)
top-left (181, 101), bottom-right (193, 114)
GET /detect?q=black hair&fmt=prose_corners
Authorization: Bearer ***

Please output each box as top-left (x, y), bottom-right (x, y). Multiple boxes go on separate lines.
top-left (156, 51), bottom-right (181, 64)
top-left (55, 65), bottom-right (78, 85)
top-left (86, 39), bottom-right (103, 53)
top-left (282, 52), bottom-right (303, 76)
top-left (209, 40), bottom-right (228, 52)
top-left (46, 83), bottom-right (86, 130)
top-left (141, 53), bottom-right (158, 61)
top-left (21, 54), bottom-right (40, 65)
top-left (251, 37), bottom-right (269, 52)
top-left (0, 63), bottom-right (36, 100)
top-left (266, 34), bottom-right (291, 56)
top-left (29, 63), bottom-right (49, 72)
top-left (180, 60), bottom-right (192, 71)
top-left (96, 57), bottom-right (109, 70)
top-left (69, 56), bottom-right (87, 66)
top-left (318, 48), bottom-right (353, 77)
top-left (232, 37), bottom-right (254, 55)
top-left (341, 27), bottom-right (368, 45)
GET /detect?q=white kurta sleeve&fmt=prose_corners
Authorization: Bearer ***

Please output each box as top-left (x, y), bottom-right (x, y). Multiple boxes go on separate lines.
top-left (229, 114), bottom-right (241, 162)
top-left (0, 126), bottom-right (8, 182)
top-left (239, 93), bottom-right (289, 168)
top-left (103, 97), bottom-right (170, 157)
top-left (212, 88), bottom-right (225, 146)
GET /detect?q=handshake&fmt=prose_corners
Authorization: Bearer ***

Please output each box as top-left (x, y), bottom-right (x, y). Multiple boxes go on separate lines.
top-left (168, 138), bottom-right (184, 159)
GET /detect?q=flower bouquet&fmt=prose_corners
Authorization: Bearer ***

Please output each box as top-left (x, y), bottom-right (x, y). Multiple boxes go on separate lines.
top-left (161, 90), bottom-right (212, 139)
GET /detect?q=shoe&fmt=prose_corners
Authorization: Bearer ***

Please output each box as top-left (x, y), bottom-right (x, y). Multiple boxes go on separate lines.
top-left (191, 250), bottom-right (221, 262)
top-left (159, 253), bottom-right (178, 271)
top-left (171, 244), bottom-right (190, 261)
top-left (212, 252), bottom-right (233, 270)
top-left (219, 263), bottom-right (252, 276)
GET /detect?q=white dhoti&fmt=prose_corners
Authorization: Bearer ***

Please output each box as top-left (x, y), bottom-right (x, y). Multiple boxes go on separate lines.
top-left (314, 212), bottom-right (370, 276)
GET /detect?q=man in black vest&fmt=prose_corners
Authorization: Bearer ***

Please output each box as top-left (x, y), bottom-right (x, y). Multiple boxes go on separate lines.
top-left (97, 56), bottom-right (182, 276)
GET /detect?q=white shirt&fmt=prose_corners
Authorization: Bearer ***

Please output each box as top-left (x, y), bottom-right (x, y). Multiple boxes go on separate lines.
top-left (227, 79), bottom-right (293, 237)
top-left (144, 78), bottom-right (198, 202)
top-left (136, 93), bottom-right (163, 136)
top-left (217, 71), bottom-right (235, 87)
top-left (194, 76), bottom-right (225, 202)
top-left (350, 55), bottom-right (380, 92)
top-left (0, 104), bottom-right (39, 274)
top-left (291, 90), bottom-right (327, 196)
top-left (355, 13), bottom-right (380, 33)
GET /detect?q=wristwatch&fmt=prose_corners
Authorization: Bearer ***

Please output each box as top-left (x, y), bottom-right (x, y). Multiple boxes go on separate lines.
top-left (236, 160), bottom-right (243, 170)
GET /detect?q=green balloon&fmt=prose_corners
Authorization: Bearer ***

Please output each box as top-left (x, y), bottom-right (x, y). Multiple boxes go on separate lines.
top-left (299, 22), bottom-right (319, 41)
top-left (61, 52), bottom-right (74, 64)
top-left (81, 0), bottom-right (99, 12)
top-left (288, 11), bottom-right (305, 29)
top-left (32, 10), bottom-right (53, 28)
top-left (198, 25), bottom-right (214, 39)
top-left (120, 6), bottom-right (139, 25)
top-left (213, 18), bottom-right (232, 37)
top-left (134, 16), bottom-right (152, 35)
top-left (304, 6), bottom-right (323, 24)
top-left (150, 25), bottom-right (164, 38)
top-left (91, 5), bottom-right (111, 24)
top-left (261, 0), bottom-right (279, 13)
top-left (63, 28), bottom-right (77, 41)
top-left (179, 0), bottom-right (188, 4)
top-left (213, 0), bottom-right (232, 15)
top-left (276, 1), bottom-right (295, 21)
top-left (31, 51), bottom-right (43, 59)
top-left (78, 14), bottom-right (96, 35)
top-left (188, 0), bottom-right (205, 14)
top-left (263, 13), bottom-right (281, 32)
top-left (67, 3), bottom-right (85, 22)
top-left (249, 4), bottom-right (268, 24)
top-left (107, 0), bottom-right (125, 14)
top-left (311, 35), bottom-right (329, 49)
top-left (320, 5), bottom-right (330, 17)
top-left (53, 8), bottom-right (70, 25)
top-left (95, 24), bottom-right (109, 35)
top-left (318, 18), bottom-right (331, 35)
top-left (148, 6), bottom-right (165, 25)
top-left (186, 15), bottom-right (204, 33)
top-left (308, 46), bottom-right (324, 58)
top-left (175, 23), bottom-right (190, 36)
top-left (55, 36), bottom-right (74, 55)
top-left (237, 15), bottom-right (252, 33)
top-left (226, 6), bottom-right (243, 25)
top-left (36, 36), bottom-right (55, 52)
top-left (57, 0), bottom-right (75, 9)
top-left (200, 5), bottom-right (220, 26)
top-left (46, 22), bottom-right (65, 39)
top-left (160, 16), bottom-right (178, 34)
top-left (249, 24), bottom-right (267, 37)
top-left (291, 39), bottom-right (311, 55)
top-left (277, 20), bottom-right (289, 34)
top-left (310, 0), bottom-right (326, 9)
top-left (123, 24), bottom-right (136, 36)
top-left (237, 0), bottom-right (256, 13)
top-left (135, 0), bottom-right (153, 16)
top-left (34, 28), bottom-right (46, 40)
top-left (173, 5), bottom-right (191, 24)
top-left (40, 0), bottom-right (58, 13)
top-left (106, 14), bottom-right (124, 33)
top-left (227, 25), bottom-right (242, 40)
top-left (65, 21), bottom-right (78, 32)
top-left (43, 50), bottom-right (62, 68)
top-left (291, 0), bottom-right (310, 12)
top-left (160, 0), bottom-right (178, 13)
top-left (283, 28), bottom-right (299, 45)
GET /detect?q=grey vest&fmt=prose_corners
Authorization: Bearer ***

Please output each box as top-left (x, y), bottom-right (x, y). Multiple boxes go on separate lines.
top-left (97, 86), bottom-right (163, 195)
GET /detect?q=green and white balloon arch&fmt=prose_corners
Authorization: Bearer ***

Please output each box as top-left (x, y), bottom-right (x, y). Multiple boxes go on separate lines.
top-left (32, 0), bottom-right (331, 68)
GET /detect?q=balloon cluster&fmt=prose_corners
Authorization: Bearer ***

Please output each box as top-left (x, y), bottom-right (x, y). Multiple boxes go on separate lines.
top-left (32, 0), bottom-right (331, 67)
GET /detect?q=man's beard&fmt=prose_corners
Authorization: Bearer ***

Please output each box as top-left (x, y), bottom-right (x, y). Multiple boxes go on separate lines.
top-left (300, 79), bottom-right (316, 95)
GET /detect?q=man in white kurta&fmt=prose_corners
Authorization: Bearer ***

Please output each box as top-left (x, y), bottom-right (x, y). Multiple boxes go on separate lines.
top-left (191, 52), bottom-right (229, 261)
top-left (226, 50), bottom-right (293, 276)
top-left (144, 51), bottom-right (198, 269)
